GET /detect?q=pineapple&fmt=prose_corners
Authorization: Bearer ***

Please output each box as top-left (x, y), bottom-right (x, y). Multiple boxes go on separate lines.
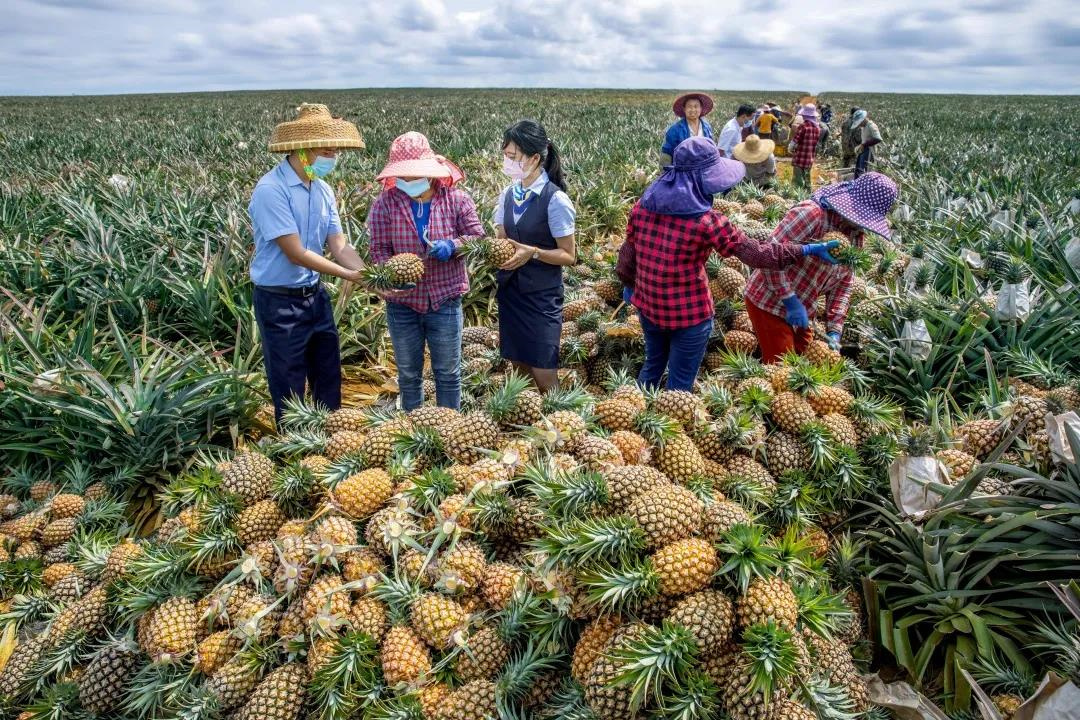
top-left (235, 499), bottom-right (286, 545)
top-left (333, 468), bottom-right (393, 519)
top-left (765, 431), bottom-right (809, 476)
top-left (29, 480), bottom-right (57, 502)
top-left (771, 392), bottom-right (817, 434)
top-left (235, 663), bottom-right (307, 720)
top-left (325, 430), bottom-right (366, 461)
top-left (455, 625), bottom-right (510, 681)
top-left (939, 448), bottom-right (978, 481)
top-left (194, 630), bottom-right (243, 675)
top-left (725, 330), bottom-right (758, 355)
top-left (714, 267), bottom-right (747, 299)
top-left (654, 390), bottom-right (708, 429)
top-left (349, 596), bottom-right (389, 641)
top-left (48, 493), bottom-right (85, 519)
top-left (439, 540), bottom-right (488, 590)
top-left (807, 385), bottom-right (852, 416)
top-left (742, 200), bottom-right (765, 219)
top-left (301, 573), bottom-right (351, 624)
top-left (222, 452), bottom-right (275, 505)
top-left (364, 252), bottom-right (425, 289)
top-left (572, 615), bottom-right (623, 684)
top-left (602, 466), bottom-right (667, 512)
top-left (78, 639), bottom-right (140, 715)
top-left (703, 500), bottom-right (754, 541)
top-left (655, 432), bottom-right (707, 482)
top-left (411, 592), bottom-right (467, 649)
top-left (444, 413), bottom-right (500, 464)
top-left (0, 635), bottom-right (49, 698)
top-left (803, 629), bottom-right (870, 712)
top-left (595, 398), bottom-right (639, 432)
top-left (487, 374), bottom-right (543, 428)
top-left (610, 430), bottom-right (651, 465)
top-left (955, 418), bottom-right (1005, 459)
top-left (594, 278), bottom-right (624, 305)
top-left (382, 625), bottom-right (433, 685)
top-left (584, 623), bottom-right (648, 720)
top-left (573, 434), bottom-right (625, 470)
top-left (820, 413), bottom-right (858, 448)
top-left (139, 596), bottom-right (198, 661)
top-left (627, 482), bottom-right (703, 549)
top-left (468, 236), bottom-right (516, 268)
top-left (102, 539), bottom-right (142, 582)
top-left (418, 682), bottom-right (452, 719)
top-left (437, 679), bottom-right (497, 720)
top-left (666, 589), bottom-right (735, 658)
top-left (49, 583), bottom-right (108, 640)
top-left (480, 562), bottom-right (525, 610)
top-left (653, 538), bottom-right (719, 596)
top-left (206, 658), bottom-right (261, 712)
top-left (323, 407), bottom-right (368, 434)
top-left (738, 576), bottom-right (799, 631)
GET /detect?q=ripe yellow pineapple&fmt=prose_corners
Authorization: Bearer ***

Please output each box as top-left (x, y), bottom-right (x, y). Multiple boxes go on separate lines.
top-left (955, 418), bottom-right (1006, 459)
top-left (194, 630), bottom-right (242, 675)
top-left (439, 540), bottom-right (488, 590)
top-left (627, 482), bottom-right (703, 549)
top-left (302, 573), bottom-right (351, 625)
top-left (742, 200), bottom-right (765, 219)
top-left (938, 448), bottom-right (977, 481)
top-left (364, 252), bottom-right (425, 289)
top-left (573, 434), bottom-right (625, 470)
top-left (381, 625), bottom-right (432, 685)
top-left (610, 430), bottom-right (651, 465)
top-left (703, 500), bottom-right (754, 541)
top-left (234, 662), bottom-right (307, 720)
top-left (601, 466), bottom-right (667, 511)
top-left (737, 576), bottom-right (799, 631)
top-left (323, 407), bottom-right (369, 435)
top-left (455, 625), bottom-right (510, 681)
top-left (807, 385), bottom-right (853, 416)
top-left (653, 538), bottom-right (718, 596)
top-left (821, 413), bottom-right (858, 448)
top-left (666, 589), bottom-right (735, 658)
top-left (437, 679), bottom-right (497, 720)
top-left (349, 596), bottom-right (389, 641)
top-left (713, 267), bottom-right (747, 300)
top-left (724, 330), bottom-right (759, 355)
top-left (235, 499), bottom-right (286, 545)
top-left (805, 339), bottom-right (843, 367)
top-left (595, 398), bottom-right (639, 432)
top-left (221, 452), bottom-right (275, 505)
top-left (48, 493), bottom-right (85, 519)
top-left (654, 390), bottom-right (708, 429)
top-left (139, 596), bottom-right (198, 661)
top-left (332, 468), bottom-right (393, 519)
top-left (444, 413), bottom-right (500, 464)
top-left (325, 430), bottom-right (367, 461)
top-left (417, 682), bottom-right (452, 719)
top-left (481, 562), bottom-right (526, 610)
top-left (772, 392), bottom-right (817, 434)
top-left (584, 623), bottom-right (648, 720)
top-left (655, 432), bottom-right (707, 482)
top-left (571, 615), bottom-right (623, 684)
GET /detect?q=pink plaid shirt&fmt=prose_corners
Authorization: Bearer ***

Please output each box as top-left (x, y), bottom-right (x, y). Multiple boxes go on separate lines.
top-left (743, 200), bottom-right (856, 334)
top-left (367, 185), bottom-right (484, 313)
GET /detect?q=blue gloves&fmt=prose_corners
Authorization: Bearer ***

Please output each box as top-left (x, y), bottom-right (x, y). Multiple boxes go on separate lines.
top-left (782, 295), bottom-right (809, 329)
top-left (826, 331), bottom-right (842, 350)
top-left (429, 239), bottom-right (456, 262)
top-left (802, 241), bottom-right (840, 264)
top-left (622, 287), bottom-right (634, 305)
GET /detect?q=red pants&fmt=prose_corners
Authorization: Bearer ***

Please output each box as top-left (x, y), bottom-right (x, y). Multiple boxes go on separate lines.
top-left (746, 299), bottom-right (812, 364)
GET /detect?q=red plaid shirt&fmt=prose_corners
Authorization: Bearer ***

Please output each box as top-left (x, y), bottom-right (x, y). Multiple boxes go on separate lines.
top-left (367, 185), bottom-right (484, 312)
top-left (616, 204), bottom-right (803, 330)
top-left (791, 121), bottom-right (820, 169)
top-left (744, 201), bottom-right (856, 334)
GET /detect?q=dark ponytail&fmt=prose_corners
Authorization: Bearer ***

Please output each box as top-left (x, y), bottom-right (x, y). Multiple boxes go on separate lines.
top-left (503, 119), bottom-right (567, 191)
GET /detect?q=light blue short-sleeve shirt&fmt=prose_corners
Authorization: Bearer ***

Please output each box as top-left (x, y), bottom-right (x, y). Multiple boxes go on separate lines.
top-left (248, 159), bottom-right (342, 287)
top-left (493, 171), bottom-right (576, 238)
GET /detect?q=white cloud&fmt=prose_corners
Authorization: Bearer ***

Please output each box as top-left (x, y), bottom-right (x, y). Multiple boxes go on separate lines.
top-left (1, 0), bottom-right (1076, 94)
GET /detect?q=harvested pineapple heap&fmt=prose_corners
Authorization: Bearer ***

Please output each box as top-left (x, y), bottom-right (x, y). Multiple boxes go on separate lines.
top-left (0, 197), bottom-right (1073, 720)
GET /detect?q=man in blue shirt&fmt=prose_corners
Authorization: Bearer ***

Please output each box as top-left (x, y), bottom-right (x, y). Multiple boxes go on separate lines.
top-left (249, 103), bottom-right (367, 423)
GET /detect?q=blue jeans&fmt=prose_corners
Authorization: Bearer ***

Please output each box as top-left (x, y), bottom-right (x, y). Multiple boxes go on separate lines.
top-left (253, 285), bottom-right (341, 423)
top-left (637, 314), bottom-right (713, 391)
top-left (385, 298), bottom-right (463, 410)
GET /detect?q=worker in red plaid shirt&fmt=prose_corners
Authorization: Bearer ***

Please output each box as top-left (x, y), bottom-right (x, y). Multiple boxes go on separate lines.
top-left (616, 137), bottom-right (840, 391)
top-left (368, 132), bottom-right (484, 411)
top-left (789, 104), bottom-right (821, 189)
top-left (744, 172), bottom-right (899, 363)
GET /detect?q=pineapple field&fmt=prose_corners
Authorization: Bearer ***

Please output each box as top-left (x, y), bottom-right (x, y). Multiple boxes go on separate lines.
top-left (0, 89), bottom-right (1079, 720)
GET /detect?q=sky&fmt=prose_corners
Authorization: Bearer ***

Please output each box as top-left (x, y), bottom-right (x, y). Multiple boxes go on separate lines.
top-left (3, 0), bottom-right (1078, 96)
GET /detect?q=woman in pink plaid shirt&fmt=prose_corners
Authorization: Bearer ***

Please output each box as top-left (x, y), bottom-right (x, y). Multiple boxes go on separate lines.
top-left (367, 132), bottom-right (484, 410)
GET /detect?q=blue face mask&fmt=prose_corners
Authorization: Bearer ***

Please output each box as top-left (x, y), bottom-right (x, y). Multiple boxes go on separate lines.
top-left (308, 154), bottom-right (337, 178)
top-left (396, 178), bottom-right (431, 197)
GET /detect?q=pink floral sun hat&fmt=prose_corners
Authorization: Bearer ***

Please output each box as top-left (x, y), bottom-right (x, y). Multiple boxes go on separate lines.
top-left (375, 131), bottom-right (464, 188)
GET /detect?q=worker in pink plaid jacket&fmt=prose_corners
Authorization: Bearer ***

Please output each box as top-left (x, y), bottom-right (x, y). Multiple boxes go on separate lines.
top-left (367, 132), bottom-right (484, 410)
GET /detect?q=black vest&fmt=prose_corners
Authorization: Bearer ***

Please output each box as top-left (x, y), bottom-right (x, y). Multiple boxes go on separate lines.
top-left (497, 182), bottom-right (563, 293)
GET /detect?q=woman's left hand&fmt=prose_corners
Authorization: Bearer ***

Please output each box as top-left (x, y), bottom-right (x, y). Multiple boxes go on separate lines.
top-left (500, 241), bottom-right (536, 271)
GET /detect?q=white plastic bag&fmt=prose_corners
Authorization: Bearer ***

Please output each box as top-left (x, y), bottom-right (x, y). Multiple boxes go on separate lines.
top-left (889, 455), bottom-right (950, 517)
top-left (1045, 411), bottom-right (1080, 465)
top-left (989, 208), bottom-right (1013, 234)
top-left (894, 203), bottom-right (914, 222)
top-left (900, 319), bottom-right (932, 360)
top-left (995, 280), bottom-right (1031, 322)
top-left (1067, 196), bottom-right (1080, 215)
top-left (903, 257), bottom-right (925, 291)
top-left (960, 248), bottom-right (984, 269)
top-left (1065, 237), bottom-right (1080, 273)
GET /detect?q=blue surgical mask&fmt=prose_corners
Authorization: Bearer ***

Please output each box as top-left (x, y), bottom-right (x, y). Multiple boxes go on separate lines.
top-left (396, 178), bottom-right (431, 197)
top-left (309, 155), bottom-right (337, 178)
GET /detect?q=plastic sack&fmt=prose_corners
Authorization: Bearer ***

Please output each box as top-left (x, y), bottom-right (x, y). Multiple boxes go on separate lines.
top-left (894, 203), bottom-right (914, 222)
top-left (995, 280), bottom-right (1031, 322)
top-left (1065, 237), bottom-right (1080, 273)
top-left (900, 319), bottom-right (932, 360)
top-left (960, 248), bottom-right (984, 269)
top-left (889, 455), bottom-right (950, 516)
top-left (902, 258), bottom-right (925, 291)
top-left (1067, 196), bottom-right (1080, 215)
top-left (866, 675), bottom-right (950, 720)
top-left (989, 208), bottom-right (1013, 234)
top-left (1045, 411), bottom-right (1080, 465)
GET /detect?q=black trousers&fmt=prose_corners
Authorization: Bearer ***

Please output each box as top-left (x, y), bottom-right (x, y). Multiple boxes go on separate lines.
top-left (253, 285), bottom-right (341, 422)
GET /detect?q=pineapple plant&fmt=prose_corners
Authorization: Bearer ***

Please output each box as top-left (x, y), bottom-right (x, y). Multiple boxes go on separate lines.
top-left (363, 252), bottom-right (425, 289)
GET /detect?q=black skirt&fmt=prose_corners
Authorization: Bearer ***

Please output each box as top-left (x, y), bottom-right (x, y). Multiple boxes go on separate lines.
top-left (496, 274), bottom-right (563, 369)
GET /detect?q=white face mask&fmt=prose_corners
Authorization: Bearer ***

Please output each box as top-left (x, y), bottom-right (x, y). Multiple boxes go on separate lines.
top-left (502, 155), bottom-right (530, 181)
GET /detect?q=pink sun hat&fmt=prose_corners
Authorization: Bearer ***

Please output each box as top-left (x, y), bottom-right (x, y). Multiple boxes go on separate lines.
top-left (375, 131), bottom-right (464, 187)
top-left (798, 104), bottom-right (819, 119)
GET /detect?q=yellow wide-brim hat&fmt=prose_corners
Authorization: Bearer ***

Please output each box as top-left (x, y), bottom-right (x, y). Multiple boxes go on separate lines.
top-left (268, 103), bottom-right (365, 153)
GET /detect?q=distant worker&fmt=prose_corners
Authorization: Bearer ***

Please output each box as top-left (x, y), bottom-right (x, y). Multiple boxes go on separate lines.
top-left (841, 107), bottom-right (863, 170)
top-left (818, 103), bottom-right (834, 152)
top-left (851, 109), bottom-right (883, 178)
top-left (717, 104), bottom-right (756, 159)
top-left (756, 104), bottom-right (780, 142)
top-left (789, 104), bottom-right (821, 189)
top-left (733, 134), bottom-right (777, 189)
top-left (661, 92), bottom-right (716, 167)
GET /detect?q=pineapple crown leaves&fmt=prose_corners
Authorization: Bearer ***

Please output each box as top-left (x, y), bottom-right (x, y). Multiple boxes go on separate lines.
top-left (684, 475), bottom-right (717, 505)
top-left (632, 410), bottom-right (682, 447)
top-left (392, 424), bottom-right (446, 464)
top-left (499, 589), bottom-right (574, 649)
top-left (827, 533), bottom-right (868, 587)
top-left (711, 409), bottom-right (764, 449)
top-left (768, 473), bottom-right (823, 529)
top-left (494, 641), bottom-right (567, 716)
top-left (115, 572), bottom-right (204, 624)
top-left (69, 528), bottom-right (121, 577)
top-left (0, 558), bottom-right (47, 598)
top-left (716, 524), bottom-right (781, 594)
top-left (124, 655), bottom-right (199, 720)
top-left (371, 571), bottom-right (424, 625)
top-left (969, 652), bottom-right (1038, 697)
top-left (180, 526), bottom-right (242, 573)
top-left (469, 490), bottom-right (515, 534)
top-left (401, 467), bottom-right (457, 511)
top-left (720, 474), bottom-right (773, 514)
top-left (801, 675), bottom-right (862, 720)
top-left (486, 371), bottom-right (535, 423)
top-left (801, 422), bottom-right (840, 470)
top-left (793, 583), bottom-right (852, 639)
top-left (770, 527), bottom-right (822, 583)
top-left (858, 433), bottom-right (901, 472)
top-left (542, 382), bottom-right (595, 414)
top-left (1001, 347), bottom-right (1074, 389)
top-left (655, 670), bottom-right (722, 720)
top-left (848, 393), bottom-right (903, 432)
top-left (603, 366), bottom-right (640, 394)
top-left (527, 467), bottom-right (609, 521)
top-left (159, 467), bottom-right (223, 517)
top-left (821, 445), bottom-right (871, 503)
top-left (321, 453), bottom-right (368, 492)
top-left (309, 631), bottom-right (381, 720)
top-left (531, 514), bottom-right (646, 574)
top-left (361, 696), bottom-right (426, 720)
top-left (900, 423), bottom-right (941, 457)
top-left (276, 394), bottom-right (331, 433)
top-left (270, 461), bottom-right (317, 516)
top-left (716, 350), bottom-right (766, 381)
top-left (19, 680), bottom-right (88, 720)
top-left (262, 429), bottom-right (328, 459)
top-left (609, 621), bottom-right (699, 712)
top-left (578, 559), bottom-right (660, 613)
top-left (738, 383), bottom-right (775, 417)
top-left (698, 381), bottom-right (735, 416)
top-left (1030, 616), bottom-right (1080, 685)
top-left (0, 593), bottom-right (55, 632)
top-left (740, 620), bottom-right (800, 703)
top-left (32, 631), bottom-right (94, 694)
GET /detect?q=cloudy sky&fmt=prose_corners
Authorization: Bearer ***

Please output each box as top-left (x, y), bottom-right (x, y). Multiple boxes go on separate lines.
top-left (4, 0), bottom-right (1078, 95)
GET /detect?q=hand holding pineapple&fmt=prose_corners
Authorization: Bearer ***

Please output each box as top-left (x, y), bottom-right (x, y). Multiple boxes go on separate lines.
top-left (361, 252), bottom-right (425, 295)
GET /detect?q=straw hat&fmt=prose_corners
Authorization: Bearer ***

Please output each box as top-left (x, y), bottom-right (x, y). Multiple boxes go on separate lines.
top-left (268, 103), bottom-right (365, 153)
top-left (673, 92), bottom-right (715, 118)
top-left (733, 134), bottom-right (775, 164)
